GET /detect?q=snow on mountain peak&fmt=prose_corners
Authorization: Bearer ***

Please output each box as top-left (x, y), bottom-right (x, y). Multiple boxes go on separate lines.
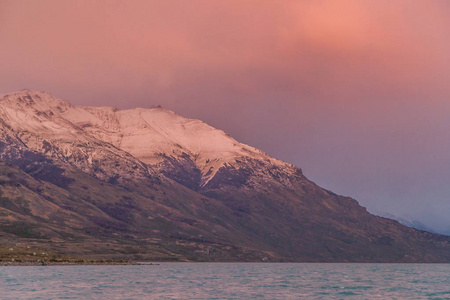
top-left (0, 91), bottom-right (294, 184)
top-left (62, 102), bottom-right (275, 183)
top-left (0, 90), bottom-right (72, 112)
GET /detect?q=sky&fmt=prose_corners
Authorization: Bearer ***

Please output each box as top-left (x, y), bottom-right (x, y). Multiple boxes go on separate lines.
top-left (1, 0), bottom-right (450, 234)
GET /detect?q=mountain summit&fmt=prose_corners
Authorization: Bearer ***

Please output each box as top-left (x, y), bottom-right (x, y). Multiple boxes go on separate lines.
top-left (1, 90), bottom-right (450, 262)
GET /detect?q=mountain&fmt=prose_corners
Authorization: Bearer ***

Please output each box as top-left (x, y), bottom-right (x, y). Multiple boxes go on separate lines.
top-left (377, 212), bottom-right (450, 236)
top-left (1, 90), bottom-right (450, 262)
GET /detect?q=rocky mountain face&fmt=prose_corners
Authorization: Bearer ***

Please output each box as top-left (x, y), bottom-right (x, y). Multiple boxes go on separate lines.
top-left (1, 90), bottom-right (450, 262)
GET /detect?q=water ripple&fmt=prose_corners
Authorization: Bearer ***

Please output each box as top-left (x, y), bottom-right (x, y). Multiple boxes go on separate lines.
top-left (1, 263), bottom-right (449, 299)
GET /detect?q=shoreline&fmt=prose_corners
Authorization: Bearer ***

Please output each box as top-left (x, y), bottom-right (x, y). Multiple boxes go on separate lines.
top-left (0, 260), bottom-right (160, 266)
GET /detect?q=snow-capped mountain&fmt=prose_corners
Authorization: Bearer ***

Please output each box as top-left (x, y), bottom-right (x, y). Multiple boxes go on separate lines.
top-left (1, 90), bottom-right (450, 263)
top-left (0, 90), bottom-right (301, 189)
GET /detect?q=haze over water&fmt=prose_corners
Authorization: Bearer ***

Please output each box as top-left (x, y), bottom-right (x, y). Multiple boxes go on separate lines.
top-left (2, 263), bottom-right (450, 299)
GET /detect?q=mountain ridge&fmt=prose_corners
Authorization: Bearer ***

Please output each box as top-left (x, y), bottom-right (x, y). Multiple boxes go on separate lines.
top-left (1, 90), bottom-right (450, 262)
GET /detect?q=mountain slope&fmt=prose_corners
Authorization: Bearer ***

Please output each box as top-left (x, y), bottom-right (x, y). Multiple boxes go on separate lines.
top-left (1, 90), bottom-right (450, 262)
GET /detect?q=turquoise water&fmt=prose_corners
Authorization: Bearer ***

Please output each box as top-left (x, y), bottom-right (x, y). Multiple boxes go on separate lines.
top-left (1, 263), bottom-right (450, 299)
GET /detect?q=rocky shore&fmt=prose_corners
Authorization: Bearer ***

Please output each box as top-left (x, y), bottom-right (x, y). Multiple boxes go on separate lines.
top-left (0, 260), bottom-right (146, 266)
top-left (0, 244), bottom-right (162, 266)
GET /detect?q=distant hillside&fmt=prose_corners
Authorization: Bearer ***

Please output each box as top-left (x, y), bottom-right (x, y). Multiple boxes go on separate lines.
top-left (1, 90), bottom-right (450, 262)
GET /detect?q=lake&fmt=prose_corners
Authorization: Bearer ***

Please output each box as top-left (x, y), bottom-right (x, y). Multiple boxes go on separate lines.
top-left (1, 263), bottom-right (449, 299)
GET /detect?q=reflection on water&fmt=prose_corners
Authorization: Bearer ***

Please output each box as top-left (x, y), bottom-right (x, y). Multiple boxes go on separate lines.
top-left (1, 263), bottom-right (450, 299)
